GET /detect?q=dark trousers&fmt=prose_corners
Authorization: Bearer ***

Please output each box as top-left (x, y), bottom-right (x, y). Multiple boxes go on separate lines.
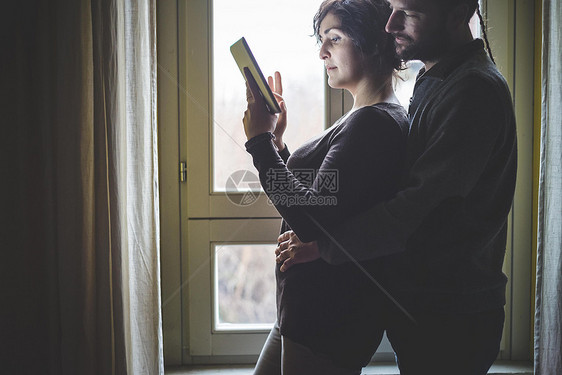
top-left (386, 307), bottom-right (505, 375)
top-left (254, 307), bottom-right (504, 374)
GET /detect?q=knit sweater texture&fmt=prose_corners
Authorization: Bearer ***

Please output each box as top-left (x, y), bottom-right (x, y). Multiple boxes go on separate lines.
top-left (246, 103), bottom-right (409, 367)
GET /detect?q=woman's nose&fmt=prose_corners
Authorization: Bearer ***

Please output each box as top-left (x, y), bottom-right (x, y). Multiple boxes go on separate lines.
top-left (385, 11), bottom-right (405, 34)
top-left (319, 42), bottom-right (329, 60)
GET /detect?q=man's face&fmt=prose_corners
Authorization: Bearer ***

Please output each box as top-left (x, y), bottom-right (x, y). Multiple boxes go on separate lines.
top-left (385, 0), bottom-right (448, 63)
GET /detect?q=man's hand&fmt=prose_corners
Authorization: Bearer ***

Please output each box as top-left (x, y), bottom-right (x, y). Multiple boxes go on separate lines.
top-left (275, 230), bottom-right (320, 272)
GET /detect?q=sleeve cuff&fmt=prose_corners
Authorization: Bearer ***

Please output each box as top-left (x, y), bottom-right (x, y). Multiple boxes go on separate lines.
top-left (278, 145), bottom-right (290, 162)
top-left (245, 132), bottom-right (276, 150)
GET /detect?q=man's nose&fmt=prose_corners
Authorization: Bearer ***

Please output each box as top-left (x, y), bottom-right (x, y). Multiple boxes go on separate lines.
top-left (385, 11), bottom-right (405, 33)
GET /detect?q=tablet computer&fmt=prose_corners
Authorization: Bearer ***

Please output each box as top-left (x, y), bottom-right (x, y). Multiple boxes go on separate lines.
top-left (230, 37), bottom-right (281, 114)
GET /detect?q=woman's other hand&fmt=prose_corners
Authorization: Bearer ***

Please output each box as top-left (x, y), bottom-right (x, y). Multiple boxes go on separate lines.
top-left (268, 72), bottom-right (287, 151)
top-left (275, 230), bottom-right (320, 272)
top-left (243, 67), bottom-right (277, 140)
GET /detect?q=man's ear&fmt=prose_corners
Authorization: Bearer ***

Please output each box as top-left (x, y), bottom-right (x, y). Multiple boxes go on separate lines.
top-left (446, 3), bottom-right (470, 31)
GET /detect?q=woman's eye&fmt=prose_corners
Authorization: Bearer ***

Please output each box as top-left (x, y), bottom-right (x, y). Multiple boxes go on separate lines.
top-left (331, 36), bottom-right (341, 43)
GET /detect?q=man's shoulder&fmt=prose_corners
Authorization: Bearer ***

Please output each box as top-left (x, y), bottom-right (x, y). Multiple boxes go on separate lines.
top-left (414, 50), bottom-right (510, 113)
top-left (421, 59), bottom-right (512, 117)
top-left (417, 54), bottom-right (515, 125)
top-left (446, 53), bottom-right (509, 93)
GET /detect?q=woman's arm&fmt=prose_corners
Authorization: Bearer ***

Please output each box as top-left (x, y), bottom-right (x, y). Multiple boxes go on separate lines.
top-left (246, 107), bottom-right (405, 242)
top-left (243, 68), bottom-right (406, 242)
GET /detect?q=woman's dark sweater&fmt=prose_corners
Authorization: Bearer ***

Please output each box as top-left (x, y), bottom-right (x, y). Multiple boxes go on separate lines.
top-left (245, 103), bottom-right (408, 367)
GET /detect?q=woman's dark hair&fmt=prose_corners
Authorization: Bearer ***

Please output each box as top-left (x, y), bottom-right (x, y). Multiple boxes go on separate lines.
top-left (313, 0), bottom-right (402, 74)
top-left (434, 0), bottom-right (495, 64)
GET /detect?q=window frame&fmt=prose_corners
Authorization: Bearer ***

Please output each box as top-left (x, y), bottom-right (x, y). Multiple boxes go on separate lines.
top-left (157, 0), bottom-right (536, 365)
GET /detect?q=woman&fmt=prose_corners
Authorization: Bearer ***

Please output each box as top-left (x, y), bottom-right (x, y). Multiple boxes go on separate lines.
top-left (242, 0), bottom-right (408, 373)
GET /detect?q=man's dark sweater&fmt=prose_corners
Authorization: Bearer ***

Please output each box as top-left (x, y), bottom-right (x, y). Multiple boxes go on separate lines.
top-left (317, 39), bottom-right (518, 314)
top-left (245, 103), bottom-right (408, 367)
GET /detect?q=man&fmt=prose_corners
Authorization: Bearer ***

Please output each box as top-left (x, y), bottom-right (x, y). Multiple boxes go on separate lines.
top-left (275, 0), bottom-right (517, 373)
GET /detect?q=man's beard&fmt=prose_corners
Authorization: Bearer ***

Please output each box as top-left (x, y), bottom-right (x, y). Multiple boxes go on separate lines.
top-left (395, 26), bottom-right (448, 62)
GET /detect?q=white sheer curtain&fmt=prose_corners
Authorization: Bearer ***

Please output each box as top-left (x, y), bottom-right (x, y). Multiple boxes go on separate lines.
top-left (534, 0), bottom-right (562, 373)
top-left (120, 0), bottom-right (163, 372)
top-left (1, 0), bottom-right (163, 373)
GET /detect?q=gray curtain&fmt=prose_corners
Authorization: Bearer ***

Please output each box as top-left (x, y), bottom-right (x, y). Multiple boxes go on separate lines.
top-left (534, 0), bottom-right (562, 373)
top-left (1, 0), bottom-right (163, 374)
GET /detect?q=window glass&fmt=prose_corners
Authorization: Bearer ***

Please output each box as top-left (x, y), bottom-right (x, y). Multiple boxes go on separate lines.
top-left (214, 244), bottom-right (277, 330)
top-left (213, 0), bottom-right (325, 193)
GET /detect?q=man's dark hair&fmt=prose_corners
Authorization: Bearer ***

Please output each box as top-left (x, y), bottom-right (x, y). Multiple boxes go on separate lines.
top-left (313, 0), bottom-right (403, 74)
top-left (435, 0), bottom-right (495, 64)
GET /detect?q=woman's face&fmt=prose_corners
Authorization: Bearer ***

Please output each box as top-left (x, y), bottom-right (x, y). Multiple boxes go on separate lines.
top-left (318, 12), bottom-right (366, 92)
